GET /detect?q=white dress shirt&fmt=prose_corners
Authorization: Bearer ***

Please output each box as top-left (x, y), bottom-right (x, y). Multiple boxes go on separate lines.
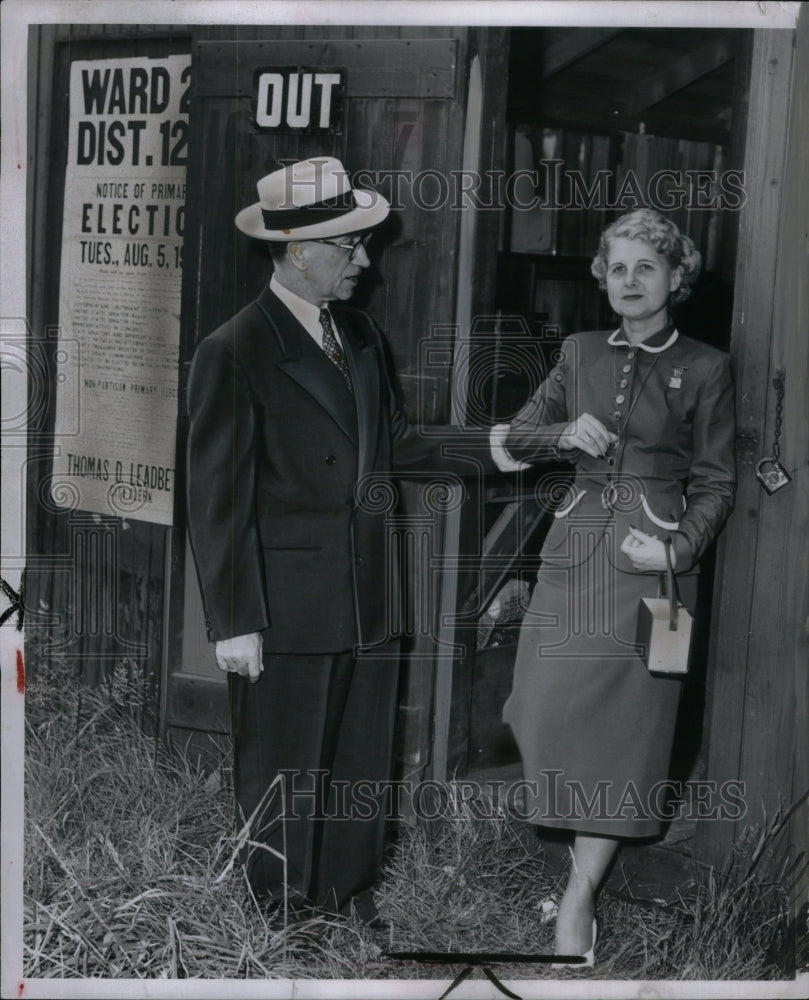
top-left (270, 275), bottom-right (344, 350)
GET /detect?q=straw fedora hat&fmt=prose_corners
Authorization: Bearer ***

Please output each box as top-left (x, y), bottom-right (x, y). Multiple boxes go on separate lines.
top-left (235, 156), bottom-right (390, 241)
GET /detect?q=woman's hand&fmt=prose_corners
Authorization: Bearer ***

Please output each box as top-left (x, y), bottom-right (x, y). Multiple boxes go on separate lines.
top-left (558, 413), bottom-right (618, 458)
top-left (620, 526), bottom-right (674, 572)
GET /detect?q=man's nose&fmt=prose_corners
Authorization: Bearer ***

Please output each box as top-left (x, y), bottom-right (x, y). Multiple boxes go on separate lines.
top-left (353, 244), bottom-right (371, 267)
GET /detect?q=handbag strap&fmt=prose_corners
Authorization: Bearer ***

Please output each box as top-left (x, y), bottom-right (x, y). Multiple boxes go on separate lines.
top-left (664, 536), bottom-right (678, 631)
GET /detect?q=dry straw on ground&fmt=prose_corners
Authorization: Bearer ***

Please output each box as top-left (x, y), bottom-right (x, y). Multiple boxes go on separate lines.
top-left (23, 669), bottom-right (802, 981)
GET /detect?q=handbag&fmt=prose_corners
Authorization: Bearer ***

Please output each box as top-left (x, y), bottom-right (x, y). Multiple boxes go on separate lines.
top-left (636, 536), bottom-right (694, 675)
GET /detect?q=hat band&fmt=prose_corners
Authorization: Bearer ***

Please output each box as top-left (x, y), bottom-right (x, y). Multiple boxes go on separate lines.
top-left (261, 191), bottom-right (357, 230)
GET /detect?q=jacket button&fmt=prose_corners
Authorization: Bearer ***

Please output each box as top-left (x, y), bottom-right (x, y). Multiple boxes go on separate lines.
top-left (613, 411), bottom-right (622, 421)
top-left (622, 364), bottom-right (632, 373)
top-left (607, 456), bottom-right (615, 466)
top-left (326, 455), bottom-right (337, 465)
top-left (615, 394), bottom-right (625, 404)
top-left (355, 555), bottom-right (363, 566)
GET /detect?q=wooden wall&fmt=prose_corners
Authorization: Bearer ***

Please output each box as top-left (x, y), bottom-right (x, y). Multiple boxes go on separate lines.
top-left (25, 26), bottom-right (192, 721)
top-left (697, 19), bottom-right (809, 908)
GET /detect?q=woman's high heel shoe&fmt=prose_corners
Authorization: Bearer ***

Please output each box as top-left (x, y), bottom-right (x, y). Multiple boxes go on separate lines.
top-left (538, 897), bottom-right (558, 924)
top-left (551, 917), bottom-right (597, 970)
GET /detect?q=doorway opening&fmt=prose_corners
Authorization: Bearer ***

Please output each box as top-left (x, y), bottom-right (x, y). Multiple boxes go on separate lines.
top-left (451, 26), bottom-right (751, 901)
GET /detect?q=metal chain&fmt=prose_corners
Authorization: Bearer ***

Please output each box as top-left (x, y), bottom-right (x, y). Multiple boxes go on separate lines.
top-left (772, 369), bottom-right (785, 461)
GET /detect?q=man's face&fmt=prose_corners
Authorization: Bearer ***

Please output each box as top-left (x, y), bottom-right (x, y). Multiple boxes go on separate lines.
top-left (299, 233), bottom-right (371, 304)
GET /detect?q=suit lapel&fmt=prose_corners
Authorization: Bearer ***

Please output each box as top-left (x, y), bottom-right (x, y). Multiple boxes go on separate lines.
top-left (256, 285), bottom-right (358, 447)
top-left (335, 306), bottom-right (381, 482)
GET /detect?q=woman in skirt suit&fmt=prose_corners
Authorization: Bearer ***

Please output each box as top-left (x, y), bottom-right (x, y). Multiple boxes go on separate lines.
top-left (494, 209), bottom-right (736, 964)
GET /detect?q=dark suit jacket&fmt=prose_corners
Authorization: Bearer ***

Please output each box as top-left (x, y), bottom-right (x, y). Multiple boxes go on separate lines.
top-left (186, 283), bottom-right (481, 653)
top-left (506, 327), bottom-right (736, 575)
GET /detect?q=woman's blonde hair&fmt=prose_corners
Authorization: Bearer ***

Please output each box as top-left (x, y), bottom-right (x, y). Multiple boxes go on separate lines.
top-left (590, 209), bottom-right (702, 304)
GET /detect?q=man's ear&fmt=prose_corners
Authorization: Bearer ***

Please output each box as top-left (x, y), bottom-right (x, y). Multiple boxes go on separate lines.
top-left (287, 242), bottom-right (307, 271)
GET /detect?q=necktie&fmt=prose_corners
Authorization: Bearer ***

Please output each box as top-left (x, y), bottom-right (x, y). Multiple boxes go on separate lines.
top-left (319, 309), bottom-right (353, 392)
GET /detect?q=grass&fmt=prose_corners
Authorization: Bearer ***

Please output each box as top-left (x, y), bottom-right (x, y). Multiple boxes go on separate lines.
top-left (23, 669), bottom-right (803, 981)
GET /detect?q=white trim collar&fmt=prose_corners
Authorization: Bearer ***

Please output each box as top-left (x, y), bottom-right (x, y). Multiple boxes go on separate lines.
top-left (607, 327), bottom-right (679, 353)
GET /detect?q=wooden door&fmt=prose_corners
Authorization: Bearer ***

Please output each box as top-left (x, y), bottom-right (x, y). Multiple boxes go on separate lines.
top-left (167, 30), bottom-right (469, 739)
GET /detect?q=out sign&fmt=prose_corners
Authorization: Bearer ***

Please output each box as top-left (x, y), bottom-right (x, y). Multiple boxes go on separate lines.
top-left (254, 68), bottom-right (345, 133)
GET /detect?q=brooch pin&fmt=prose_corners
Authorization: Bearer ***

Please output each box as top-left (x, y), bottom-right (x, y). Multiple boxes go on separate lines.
top-left (669, 365), bottom-right (688, 389)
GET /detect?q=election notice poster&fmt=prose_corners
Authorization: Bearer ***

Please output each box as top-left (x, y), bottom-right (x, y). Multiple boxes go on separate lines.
top-left (52, 53), bottom-right (190, 526)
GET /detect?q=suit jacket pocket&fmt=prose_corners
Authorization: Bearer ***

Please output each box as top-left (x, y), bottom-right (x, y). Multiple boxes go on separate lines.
top-left (540, 488), bottom-right (586, 556)
top-left (640, 494), bottom-right (682, 531)
top-left (608, 493), bottom-right (686, 574)
top-left (539, 489), bottom-right (612, 567)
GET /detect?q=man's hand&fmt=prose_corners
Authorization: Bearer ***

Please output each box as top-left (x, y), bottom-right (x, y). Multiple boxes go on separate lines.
top-left (215, 632), bottom-right (263, 682)
top-left (620, 527), bottom-right (673, 573)
top-left (558, 413), bottom-right (618, 458)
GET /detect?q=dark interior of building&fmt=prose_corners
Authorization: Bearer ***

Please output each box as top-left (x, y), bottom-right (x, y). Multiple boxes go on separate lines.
top-left (460, 26), bottom-right (749, 792)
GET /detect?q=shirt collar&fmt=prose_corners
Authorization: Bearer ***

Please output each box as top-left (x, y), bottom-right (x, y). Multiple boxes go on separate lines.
top-left (607, 323), bottom-right (679, 353)
top-left (270, 274), bottom-right (326, 342)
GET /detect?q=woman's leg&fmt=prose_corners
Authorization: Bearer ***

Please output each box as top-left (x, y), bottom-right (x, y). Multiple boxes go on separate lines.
top-left (555, 833), bottom-right (619, 955)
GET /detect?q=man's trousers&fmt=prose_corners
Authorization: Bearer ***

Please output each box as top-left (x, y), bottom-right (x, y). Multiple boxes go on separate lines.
top-left (228, 644), bottom-right (400, 913)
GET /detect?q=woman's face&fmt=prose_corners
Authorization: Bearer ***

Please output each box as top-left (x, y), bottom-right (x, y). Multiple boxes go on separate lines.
top-left (605, 236), bottom-right (681, 330)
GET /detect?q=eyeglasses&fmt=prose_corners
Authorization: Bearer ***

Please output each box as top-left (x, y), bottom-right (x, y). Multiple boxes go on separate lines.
top-left (309, 232), bottom-right (373, 260)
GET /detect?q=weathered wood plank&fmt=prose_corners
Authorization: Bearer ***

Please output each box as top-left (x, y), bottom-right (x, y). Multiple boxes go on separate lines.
top-left (757, 7), bottom-right (809, 910)
top-left (540, 28), bottom-right (622, 80)
top-left (697, 28), bottom-right (797, 868)
top-left (196, 39), bottom-right (458, 100)
top-left (168, 672), bottom-right (229, 733)
top-left (625, 37), bottom-right (734, 115)
top-left (715, 31), bottom-right (753, 278)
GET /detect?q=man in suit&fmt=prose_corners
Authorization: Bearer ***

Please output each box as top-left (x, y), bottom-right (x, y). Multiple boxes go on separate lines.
top-left (186, 157), bottom-right (477, 924)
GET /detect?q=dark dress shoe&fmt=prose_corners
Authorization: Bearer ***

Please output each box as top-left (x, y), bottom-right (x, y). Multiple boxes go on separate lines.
top-left (339, 889), bottom-right (389, 930)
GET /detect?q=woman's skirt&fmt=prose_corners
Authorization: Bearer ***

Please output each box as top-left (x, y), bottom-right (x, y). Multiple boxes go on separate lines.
top-left (503, 537), bottom-right (697, 838)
